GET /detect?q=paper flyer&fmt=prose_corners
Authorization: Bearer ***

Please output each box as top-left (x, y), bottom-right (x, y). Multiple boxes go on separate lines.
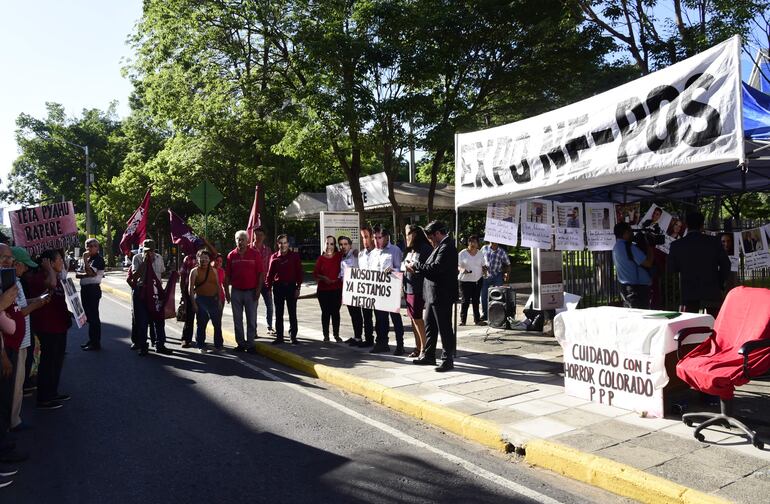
top-left (585, 203), bottom-right (615, 251)
top-left (520, 199), bottom-right (553, 249)
top-left (554, 202), bottom-right (585, 251)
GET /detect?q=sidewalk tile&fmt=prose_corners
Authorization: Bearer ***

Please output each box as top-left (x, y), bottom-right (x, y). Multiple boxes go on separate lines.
top-left (449, 399), bottom-right (497, 416)
top-left (648, 458), bottom-right (739, 492)
top-left (440, 377), bottom-right (510, 395)
top-left (546, 407), bottom-right (608, 428)
top-left (615, 412), bottom-right (681, 431)
top-left (629, 431), bottom-right (704, 455)
top-left (594, 443), bottom-right (676, 470)
top-left (716, 476), bottom-right (770, 504)
top-left (660, 421), bottom-right (736, 443)
top-left (678, 446), bottom-right (768, 476)
top-left (473, 408), bottom-right (533, 425)
top-left (584, 420), bottom-right (651, 441)
top-left (430, 374), bottom-right (489, 387)
top-left (576, 402), bottom-right (630, 418)
top-left (540, 393), bottom-right (591, 408)
top-left (553, 431), bottom-right (620, 452)
top-left (509, 400), bottom-right (567, 416)
top-left (507, 417), bottom-right (575, 439)
top-left (466, 384), bottom-right (537, 403)
top-left (371, 376), bottom-right (419, 388)
top-left (421, 392), bottom-right (465, 405)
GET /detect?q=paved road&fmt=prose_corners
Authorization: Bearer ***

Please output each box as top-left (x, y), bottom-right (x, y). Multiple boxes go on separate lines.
top-left (4, 294), bottom-right (629, 504)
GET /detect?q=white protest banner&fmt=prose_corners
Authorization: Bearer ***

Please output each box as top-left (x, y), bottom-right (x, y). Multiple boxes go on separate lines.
top-left (520, 199), bottom-right (553, 249)
top-left (62, 277), bottom-right (87, 329)
top-left (320, 212), bottom-right (360, 252)
top-left (554, 202), bottom-right (585, 251)
top-left (10, 201), bottom-right (79, 256)
top-left (741, 227), bottom-right (770, 270)
top-left (562, 343), bottom-right (664, 418)
top-left (326, 172), bottom-right (390, 211)
top-left (342, 268), bottom-right (403, 313)
top-left (455, 37), bottom-right (743, 209)
top-left (484, 201), bottom-right (518, 247)
top-left (586, 203), bottom-right (615, 251)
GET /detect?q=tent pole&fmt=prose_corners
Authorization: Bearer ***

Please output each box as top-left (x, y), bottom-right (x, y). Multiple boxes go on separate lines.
top-left (453, 207), bottom-right (459, 358)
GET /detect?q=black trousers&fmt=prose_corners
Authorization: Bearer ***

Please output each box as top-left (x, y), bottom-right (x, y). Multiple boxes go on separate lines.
top-left (273, 283), bottom-right (298, 339)
top-left (0, 347), bottom-right (17, 449)
top-left (317, 289), bottom-right (342, 338)
top-left (375, 310), bottom-right (404, 347)
top-left (181, 289), bottom-right (195, 343)
top-left (460, 280), bottom-right (482, 323)
top-left (361, 308), bottom-right (374, 343)
top-left (619, 283), bottom-right (651, 309)
top-left (347, 305), bottom-right (363, 340)
top-left (37, 332), bottom-right (67, 403)
top-left (81, 284), bottom-right (102, 345)
top-left (423, 301), bottom-right (455, 361)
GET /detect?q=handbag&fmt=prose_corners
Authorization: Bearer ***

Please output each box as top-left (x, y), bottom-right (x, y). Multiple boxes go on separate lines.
top-left (176, 298), bottom-right (187, 322)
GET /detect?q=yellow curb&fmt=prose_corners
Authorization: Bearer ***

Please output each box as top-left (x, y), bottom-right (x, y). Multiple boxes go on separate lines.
top-left (100, 287), bottom-right (728, 503)
top-left (524, 439), bottom-right (731, 504)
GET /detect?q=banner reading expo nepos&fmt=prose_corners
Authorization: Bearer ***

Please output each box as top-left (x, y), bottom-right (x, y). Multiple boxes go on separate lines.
top-left (455, 36), bottom-right (744, 208)
top-left (10, 201), bottom-right (79, 255)
top-left (342, 268), bottom-right (403, 313)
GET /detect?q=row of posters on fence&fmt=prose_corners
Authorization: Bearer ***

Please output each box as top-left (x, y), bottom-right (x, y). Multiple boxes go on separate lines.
top-left (484, 200), bottom-right (770, 271)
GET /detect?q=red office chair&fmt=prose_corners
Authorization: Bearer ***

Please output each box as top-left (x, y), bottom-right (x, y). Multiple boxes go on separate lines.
top-left (675, 286), bottom-right (770, 449)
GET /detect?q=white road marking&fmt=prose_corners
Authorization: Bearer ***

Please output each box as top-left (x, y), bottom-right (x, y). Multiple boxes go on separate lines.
top-left (103, 294), bottom-right (564, 504)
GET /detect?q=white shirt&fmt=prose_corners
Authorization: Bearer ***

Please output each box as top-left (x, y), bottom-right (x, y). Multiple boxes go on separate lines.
top-left (458, 249), bottom-right (484, 283)
top-left (131, 253), bottom-right (165, 286)
top-left (358, 247), bottom-right (376, 270)
top-left (339, 249), bottom-right (359, 279)
top-left (371, 242), bottom-right (402, 272)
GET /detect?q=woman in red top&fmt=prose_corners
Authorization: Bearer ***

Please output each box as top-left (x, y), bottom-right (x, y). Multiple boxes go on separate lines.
top-left (313, 236), bottom-right (343, 342)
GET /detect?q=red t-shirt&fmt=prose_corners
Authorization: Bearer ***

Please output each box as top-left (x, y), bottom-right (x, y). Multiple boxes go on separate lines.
top-left (2, 304), bottom-right (25, 351)
top-left (266, 251), bottom-right (303, 289)
top-left (313, 253), bottom-right (342, 291)
top-left (28, 270), bottom-right (71, 334)
top-left (225, 247), bottom-right (265, 290)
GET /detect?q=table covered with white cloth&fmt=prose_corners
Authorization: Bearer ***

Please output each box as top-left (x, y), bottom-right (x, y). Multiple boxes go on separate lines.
top-left (554, 307), bottom-right (714, 417)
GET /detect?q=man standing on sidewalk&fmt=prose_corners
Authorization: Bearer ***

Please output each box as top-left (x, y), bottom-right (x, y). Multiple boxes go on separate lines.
top-left (370, 227), bottom-right (404, 355)
top-left (407, 221), bottom-right (458, 372)
top-left (480, 241), bottom-right (510, 323)
top-left (128, 240), bottom-right (173, 356)
top-left (224, 230), bottom-right (264, 353)
top-left (252, 227), bottom-right (275, 335)
top-left (76, 238), bottom-right (105, 351)
top-left (356, 226), bottom-right (376, 348)
top-left (265, 235), bottom-right (303, 345)
top-left (338, 236), bottom-right (363, 345)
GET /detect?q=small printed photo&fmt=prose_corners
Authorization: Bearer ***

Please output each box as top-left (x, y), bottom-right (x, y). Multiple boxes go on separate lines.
top-left (566, 206), bottom-right (581, 229)
top-left (615, 203), bottom-right (640, 226)
top-left (666, 217), bottom-right (685, 240)
top-left (742, 229), bottom-right (764, 253)
top-left (720, 233), bottom-right (736, 256)
top-left (529, 202), bottom-right (546, 223)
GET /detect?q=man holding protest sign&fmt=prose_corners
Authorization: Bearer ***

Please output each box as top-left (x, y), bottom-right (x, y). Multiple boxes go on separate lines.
top-left (355, 226), bottom-right (377, 348)
top-left (407, 221), bottom-right (458, 372)
top-left (370, 227), bottom-right (404, 355)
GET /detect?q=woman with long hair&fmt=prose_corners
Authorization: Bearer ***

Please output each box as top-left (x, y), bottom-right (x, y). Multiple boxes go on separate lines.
top-left (313, 236), bottom-right (343, 342)
top-left (458, 235), bottom-right (484, 325)
top-left (403, 225), bottom-right (432, 357)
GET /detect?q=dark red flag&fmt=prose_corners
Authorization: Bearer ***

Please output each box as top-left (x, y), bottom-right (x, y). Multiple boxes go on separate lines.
top-left (168, 209), bottom-right (203, 256)
top-left (120, 189), bottom-right (151, 255)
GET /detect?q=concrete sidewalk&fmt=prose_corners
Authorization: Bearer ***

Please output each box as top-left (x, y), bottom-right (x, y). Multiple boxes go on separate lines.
top-left (100, 271), bottom-right (770, 504)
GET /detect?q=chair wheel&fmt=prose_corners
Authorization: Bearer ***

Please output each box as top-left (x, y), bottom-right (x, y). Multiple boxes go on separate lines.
top-left (683, 419), bottom-right (693, 427)
top-left (694, 432), bottom-right (705, 442)
top-left (753, 439), bottom-right (764, 450)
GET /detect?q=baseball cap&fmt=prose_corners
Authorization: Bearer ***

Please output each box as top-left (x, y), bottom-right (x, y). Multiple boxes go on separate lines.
top-left (11, 247), bottom-right (37, 267)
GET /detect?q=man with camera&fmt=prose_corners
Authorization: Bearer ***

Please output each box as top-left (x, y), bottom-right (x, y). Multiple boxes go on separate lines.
top-left (612, 222), bottom-right (654, 309)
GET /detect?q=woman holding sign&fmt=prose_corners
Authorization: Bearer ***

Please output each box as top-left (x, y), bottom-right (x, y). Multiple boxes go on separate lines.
top-left (313, 236), bottom-right (343, 342)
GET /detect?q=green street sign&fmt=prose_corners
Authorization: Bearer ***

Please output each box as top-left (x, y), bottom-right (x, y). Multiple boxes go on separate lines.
top-left (189, 179), bottom-right (223, 214)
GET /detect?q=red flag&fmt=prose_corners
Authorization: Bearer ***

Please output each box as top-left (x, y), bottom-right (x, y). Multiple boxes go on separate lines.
top-left (120, 189), bottom-right (151, 255)
top-left (246, 184), bottom-right (261, 245)
top-left (168, 209), bottom-right (203, 256)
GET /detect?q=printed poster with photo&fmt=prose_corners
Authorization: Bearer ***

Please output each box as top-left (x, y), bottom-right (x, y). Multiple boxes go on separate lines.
top-left (520, 199), bottom-right (553, 249)
top-left (585, 203), bottom-right (615, 251)
top-left (484, 201), bottom-right (518, 247)
top-left (615, 203), bottom-right (641, 228)
top-left (62, 277), bottom-right (87, 329)
top-left (640, 203), bottom-right (674, 254)
top-left (659, 214), bottom-right (686, 254)
top-left (726, 232), bottom-right (740, 272)
top-left (554, 202), bottom-right (585, 251)
top-left (740, 227), bottom-right (770, 270)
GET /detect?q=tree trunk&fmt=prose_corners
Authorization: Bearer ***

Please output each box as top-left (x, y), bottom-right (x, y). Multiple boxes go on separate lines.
top-left (427, 147), bottom-right (446, 222)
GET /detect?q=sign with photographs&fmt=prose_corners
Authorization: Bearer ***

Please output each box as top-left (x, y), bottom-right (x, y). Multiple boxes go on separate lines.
top-left (554, 202), bottom-right (585, 251)
top-left (484, 201), bottom-right (519, 247)
top-left (62, 277), bottom-right (87, 329)
top-left (741, 226), bottom-right (770, 270)
top-left (320, 212), bottom-right (361, 253)
top-left (520, 200), bottom-right (553, 249)
top-left (586, 203), bottom-right (616, 251)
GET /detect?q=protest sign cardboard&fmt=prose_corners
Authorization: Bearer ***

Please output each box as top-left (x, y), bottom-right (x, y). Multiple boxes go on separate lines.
top-left (321, 212), bottom-right (361, 252)
top-left (741, 227), bottom-right (770, 270)
top-left (483, 202), bottom-right (518, 247)
top-left (342, 268), bottom-right (402, 313)
top-left (11, 202), bottom-right (79, 256)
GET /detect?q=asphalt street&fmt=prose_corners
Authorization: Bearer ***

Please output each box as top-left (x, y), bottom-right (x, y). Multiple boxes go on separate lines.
top-left (3, 294), bottom-right (630, 504)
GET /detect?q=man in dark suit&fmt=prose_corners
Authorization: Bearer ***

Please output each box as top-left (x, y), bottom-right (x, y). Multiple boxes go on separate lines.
top-left (406, 221), bottom-right (458, 372)
top-left (667, 212), bottom-right (731, 316)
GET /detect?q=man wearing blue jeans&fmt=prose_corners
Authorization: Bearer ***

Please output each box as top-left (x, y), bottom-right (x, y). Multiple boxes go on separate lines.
top-left (480, 241), bottom-right (510, 322)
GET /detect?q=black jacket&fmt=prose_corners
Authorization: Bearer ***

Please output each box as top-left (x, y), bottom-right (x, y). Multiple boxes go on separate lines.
top-left (403, 242), bottom-right (433, 297)
top-left (416, 235), bottom-right (458, 306)
top-left (667, 231), bottom-right (731, 304)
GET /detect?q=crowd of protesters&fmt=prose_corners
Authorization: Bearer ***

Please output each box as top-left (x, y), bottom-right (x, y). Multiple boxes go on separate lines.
top-left (0, 239), bottom-right (106, 488)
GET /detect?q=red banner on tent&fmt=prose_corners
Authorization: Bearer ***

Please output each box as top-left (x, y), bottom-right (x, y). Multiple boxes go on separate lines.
top-left (120, 190), bottom-right (151, 254)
